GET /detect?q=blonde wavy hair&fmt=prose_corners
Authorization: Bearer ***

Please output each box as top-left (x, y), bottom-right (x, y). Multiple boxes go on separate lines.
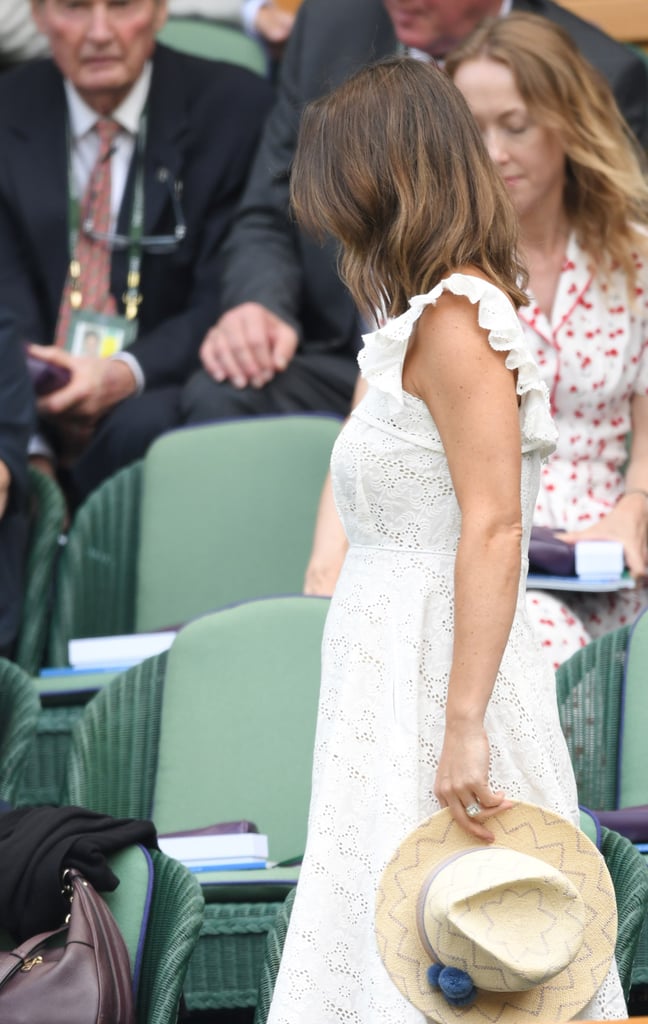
top-left (290, 57), bottom-right (528, 322)
top-left (445, 12), bottom-right (648, 291)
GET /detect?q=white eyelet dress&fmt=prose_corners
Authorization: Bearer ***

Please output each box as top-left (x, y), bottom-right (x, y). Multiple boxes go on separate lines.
top-left (266, 274), bottom-right (627, 1024)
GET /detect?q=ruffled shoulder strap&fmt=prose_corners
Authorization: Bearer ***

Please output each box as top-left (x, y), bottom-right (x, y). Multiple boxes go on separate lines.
top-left (358, 272), bottom-right (557, 456)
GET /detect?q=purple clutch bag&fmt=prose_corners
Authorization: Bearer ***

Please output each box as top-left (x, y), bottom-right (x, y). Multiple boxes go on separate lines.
top-left (160, 820), bottom-right (259, 838)
top-left (528, 525), bottom-right (576, 576)
top-left (594, 805), bottom-right (648, 843)
top-left (25, 351), bottom-right (71, 396)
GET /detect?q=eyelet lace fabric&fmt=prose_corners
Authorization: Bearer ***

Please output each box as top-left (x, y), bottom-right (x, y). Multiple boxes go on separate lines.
top-left (266, 275), bottom-right (626, 1024)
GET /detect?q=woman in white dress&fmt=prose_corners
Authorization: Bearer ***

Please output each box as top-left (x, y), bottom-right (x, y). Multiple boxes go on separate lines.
top-left (266, 57), bottom-right (626, 1023)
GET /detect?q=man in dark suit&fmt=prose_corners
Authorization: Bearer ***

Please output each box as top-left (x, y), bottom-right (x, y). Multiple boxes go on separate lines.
top-left (0, 309), bottom-right (33, 657)
top-left (0, 0), bottom-right (272, 502)
top-left (181, 0), bottom-right (648, 426)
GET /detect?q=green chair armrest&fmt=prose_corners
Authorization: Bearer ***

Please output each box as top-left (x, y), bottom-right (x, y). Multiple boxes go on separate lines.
top-left (138, 849), bottom-right (205, 1024)
top-left (62, 650), bottom-right (167, 817)
top-left (0, 657), bottom-right (41, 803)
top-left (47, 461), bottom-right (143, 666)
top-left (14, 467), bottom-right (66, 675)
top-left (600, 825), bottom-right (648, 999)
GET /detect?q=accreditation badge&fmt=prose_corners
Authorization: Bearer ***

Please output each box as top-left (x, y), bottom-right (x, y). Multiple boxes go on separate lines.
top-left (66, 310), bottom-right (138, 358)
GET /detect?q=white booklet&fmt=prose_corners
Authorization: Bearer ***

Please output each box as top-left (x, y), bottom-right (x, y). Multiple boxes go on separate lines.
top-left (68, 631), bottom-right (177, 670)
top-left (158, 831), bottom-right (270, 872)
top-left (526, 573), bottom-right (636, 593)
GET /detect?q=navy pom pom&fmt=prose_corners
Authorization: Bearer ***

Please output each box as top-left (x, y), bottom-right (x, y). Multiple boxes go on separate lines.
top-left (438, 967), bottom-right (477, 1007)
top-left (427, 963), bottom-right (443, 988)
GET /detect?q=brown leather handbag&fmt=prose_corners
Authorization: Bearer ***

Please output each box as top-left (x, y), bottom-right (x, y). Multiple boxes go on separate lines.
top-left (0, 868), bottom-right (135, 1024)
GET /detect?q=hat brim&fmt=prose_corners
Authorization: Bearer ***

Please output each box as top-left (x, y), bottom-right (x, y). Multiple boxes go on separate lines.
top-left (375, 802), bottom-right (617, 1024)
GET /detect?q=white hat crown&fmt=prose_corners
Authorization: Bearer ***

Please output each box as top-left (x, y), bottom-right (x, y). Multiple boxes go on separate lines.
top-left (376, 802), bottom-right (618, 1023)
top-left (418, 846), bottom-right (586, 992)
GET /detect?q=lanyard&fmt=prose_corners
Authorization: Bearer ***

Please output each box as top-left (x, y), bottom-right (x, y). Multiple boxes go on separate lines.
top-left (66, 110), bottom-right (148, 321)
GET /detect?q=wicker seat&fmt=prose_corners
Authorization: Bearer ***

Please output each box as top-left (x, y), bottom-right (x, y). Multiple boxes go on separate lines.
top-left (61, 596), bottom-right (329, 1013)
top-left (555, 613), bottom-right (648, 990)
top-left (47, 415), bottom-right (340, 666)
top-left (555, 622), bottom-right (630, 811)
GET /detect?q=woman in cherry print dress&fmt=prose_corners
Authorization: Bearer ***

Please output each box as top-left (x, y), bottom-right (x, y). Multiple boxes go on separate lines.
top-left (448, 13), bottom-right (648, 667)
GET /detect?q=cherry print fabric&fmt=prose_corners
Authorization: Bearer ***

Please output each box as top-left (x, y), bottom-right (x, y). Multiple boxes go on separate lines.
top-left (266, 275), bottom-right (625, 1024)
top-left (520, 233), bottom-right (648, 667)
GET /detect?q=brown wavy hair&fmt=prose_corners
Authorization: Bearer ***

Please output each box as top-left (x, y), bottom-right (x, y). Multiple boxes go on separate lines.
top-left (290, 57), bottom-right (527, 322)
top-left (445, 13), bottom-right (648, 290)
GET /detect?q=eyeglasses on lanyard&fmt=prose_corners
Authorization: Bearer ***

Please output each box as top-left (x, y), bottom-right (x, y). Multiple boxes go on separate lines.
top-left (82, 166), bottom-right (187, 253)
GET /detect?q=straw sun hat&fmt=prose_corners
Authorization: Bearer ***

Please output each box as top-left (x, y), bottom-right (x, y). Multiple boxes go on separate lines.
top-left (375, 802), bottom-right (617, 1024)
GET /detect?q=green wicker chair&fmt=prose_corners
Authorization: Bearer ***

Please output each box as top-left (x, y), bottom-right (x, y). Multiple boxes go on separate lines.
top-left (157, 17), bottom-right (267, 75)
top-left (0, 842), bottom-right (204, 1024)
top-left (555, 613), bottom-right (648, 990)
top-left (0, 657), bottom-right (41, 804)
top-left (13, 466), bottom-right (66, 675)
top-left (555, 622), bottom-right (631, 812)
top-left (47, 415), bottom-right (341, 666)
top-left (61, 596), bottom-right (329, 1013)
top-left (251, 825), bottom-right (648, 1022)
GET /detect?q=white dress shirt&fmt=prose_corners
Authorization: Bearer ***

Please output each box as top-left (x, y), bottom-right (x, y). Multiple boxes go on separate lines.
top-left (64, 64), bottom-right (152, 234)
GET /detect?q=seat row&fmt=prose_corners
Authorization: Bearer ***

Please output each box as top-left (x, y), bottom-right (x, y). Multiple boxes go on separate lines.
top-left (4, 597), bottom-right (648, 1016)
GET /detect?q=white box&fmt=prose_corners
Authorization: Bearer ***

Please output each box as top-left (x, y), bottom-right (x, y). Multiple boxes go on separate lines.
top-left (575, 540), bottom-right (624, 580)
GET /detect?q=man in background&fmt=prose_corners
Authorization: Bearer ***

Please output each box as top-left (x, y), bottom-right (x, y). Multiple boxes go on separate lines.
top-left (0, 0), bottom-right (271, 502)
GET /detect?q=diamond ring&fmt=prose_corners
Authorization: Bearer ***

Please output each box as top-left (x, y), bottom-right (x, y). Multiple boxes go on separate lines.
top-left (465, 803), bottom-right (481, 818)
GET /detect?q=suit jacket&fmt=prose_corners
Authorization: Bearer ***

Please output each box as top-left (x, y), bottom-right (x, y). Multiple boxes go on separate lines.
top-left (0, 44), bottom-right (273, 389)
top-left (221, 0), bottom-right (648, 361)
top-left (0, 308), bottom-right (33, 653)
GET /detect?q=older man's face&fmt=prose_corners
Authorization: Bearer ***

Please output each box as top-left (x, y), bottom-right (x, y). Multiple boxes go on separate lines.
top-left (383, 0), bottom-right (502, 57)
top-left (31, 0), bottom-right (167, 114)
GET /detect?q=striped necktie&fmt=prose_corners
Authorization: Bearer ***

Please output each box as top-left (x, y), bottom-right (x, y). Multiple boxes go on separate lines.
top-left (54, 118), bottom-right (120, 348)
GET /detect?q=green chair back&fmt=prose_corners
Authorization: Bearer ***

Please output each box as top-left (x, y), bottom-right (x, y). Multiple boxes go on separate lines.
top-left (63, 595), bottom-right (330, 863)
top-left (47, 416), bottom-right (340, 665)
top-left (157, 18), bottom-right (267, 75)
top-left (618, 607), bottom-right (648, 807)
top-left (15, 467), bottom-right (66, 674)
top-left (152, 596), bottom-right (330, 864)
top-left (134, 416), bottom-right (340, 633)
top-left (0, 658), bottom-right (41, 804)
top-left (555, 624), bottom-right (630, 811)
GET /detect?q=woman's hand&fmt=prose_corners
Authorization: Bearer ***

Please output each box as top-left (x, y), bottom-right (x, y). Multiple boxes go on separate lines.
top-left (558, 492), bottom-right (648, 579)
top-left (435, 720), bottom-right (512, 842)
